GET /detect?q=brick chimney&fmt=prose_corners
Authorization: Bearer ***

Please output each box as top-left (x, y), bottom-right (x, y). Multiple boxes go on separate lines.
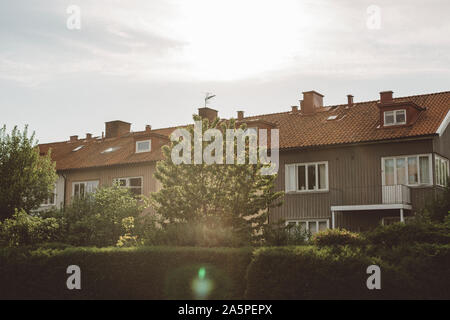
top-left (198, 107), bottom-right (218, 122)
top-left (380, 91), bottom-right (393, 104)
top-left (105, 120), bottom-right (131, 138)
top-left (237, 111), bottom-right (244, 120)
top-left (85, 133), bottom-right (92, 141)
top-left (291, 106), bottom-right (299, 113)
top-left (145, 125), bottom-right (152, 132)
top-left (70, 135), bottom-right (78, 142)
top-left (347, 95), bottom-right (354, 108)
top-left (301, 91), bottom-right (324, 114)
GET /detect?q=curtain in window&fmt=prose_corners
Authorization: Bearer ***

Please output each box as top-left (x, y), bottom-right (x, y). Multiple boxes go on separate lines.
top-left (285, 164), bottom-right (296, 192)
top-left (408, 157), bottom-right (418, 184)
top-left (384, 159), bottom-right (395, 185)
top-left (318, 164), bottom-right (326, 189)
top-left (396, 158), bottom-right (406, 185)
top-left (419, 156), bottom-right (430, 184)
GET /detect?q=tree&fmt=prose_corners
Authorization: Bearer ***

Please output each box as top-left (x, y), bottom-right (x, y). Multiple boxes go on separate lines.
top-left (0, 125), bottom-right (57, 219)
top-left (151, 115), bottom-right (283, 245)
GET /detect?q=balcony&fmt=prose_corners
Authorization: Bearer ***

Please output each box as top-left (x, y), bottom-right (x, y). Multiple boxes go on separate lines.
top-left (330, 185), bottom-right (411, 206)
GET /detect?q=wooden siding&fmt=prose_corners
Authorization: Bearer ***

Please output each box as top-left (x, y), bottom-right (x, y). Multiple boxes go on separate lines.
top-left (62, 162), bottom-right (157, 205)
top-left (271, 138), bottom-right (435, 227)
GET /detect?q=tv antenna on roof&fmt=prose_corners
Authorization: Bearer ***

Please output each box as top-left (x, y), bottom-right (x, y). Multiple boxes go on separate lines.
top-left (204, 92), bottom-right (216, 107)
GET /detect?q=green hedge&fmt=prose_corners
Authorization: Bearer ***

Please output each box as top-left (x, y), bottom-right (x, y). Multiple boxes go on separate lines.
top-left (245, 245), bottom-right (450, 300)
top-left (0, 246), bottom-right (252, 300)
top-left (1, 244), bottom-right (449, 299)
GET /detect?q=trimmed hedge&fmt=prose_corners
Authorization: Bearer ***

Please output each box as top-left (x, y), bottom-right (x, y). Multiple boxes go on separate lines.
top-left (0, 246), bottom-right (252, 300)
top-left (1, 244), bottom-right (449, 299)
top-left (245, 245), bottom-right (450, 300)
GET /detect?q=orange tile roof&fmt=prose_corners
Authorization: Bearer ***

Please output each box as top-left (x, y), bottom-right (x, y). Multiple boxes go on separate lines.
top-left (39, 91), bottom-right (450, 171)
top-left (244, 91), bottom-right (450, 149)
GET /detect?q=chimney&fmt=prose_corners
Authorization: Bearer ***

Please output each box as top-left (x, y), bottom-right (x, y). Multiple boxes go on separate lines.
top-left (291, 106), bottom-right (299, 113)
top-left (105, 120), bottom-right (131, 138)
top-left (70, 135), bottom-right (78, 142)
top-left (380, 91), bottom-right (393, 104)
top-left (145, 125), bottom-right (152, 132)
top-left (237, 111), bottom-right (244, 120)
top-left (198, 107), bottom-right (218, 122)
top-left (301, 91), bottom-right (324, 114)
top-left (347, 95), bottom-right (354, 108)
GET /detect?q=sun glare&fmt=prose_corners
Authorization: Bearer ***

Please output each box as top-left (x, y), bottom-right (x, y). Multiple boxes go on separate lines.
top-left (171, 0), bottom-right (311, 81)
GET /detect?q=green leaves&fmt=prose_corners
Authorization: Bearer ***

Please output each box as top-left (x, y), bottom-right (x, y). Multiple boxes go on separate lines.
top-left (0, 125), bottom-right (57, 219)
top-left (151, 116), bottom-right (283, 246)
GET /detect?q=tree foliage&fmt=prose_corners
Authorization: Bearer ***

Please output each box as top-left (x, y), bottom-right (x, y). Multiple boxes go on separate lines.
top-left (151, 115), bottom-right (283, 245)
top-left (0, 125), bottom-right (57, 219)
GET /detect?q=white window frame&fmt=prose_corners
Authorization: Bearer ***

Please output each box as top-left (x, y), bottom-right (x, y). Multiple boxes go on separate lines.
top-left (285, 161), bottom-right (329, 193)
top-left (381, 154), bottom-right (432, 186)
top-left (136, 140), bottom-right (151, 153)
top-left (113, 176), bottom-right (143, 195)
top-left (285, 219), bottom-right (330, 234)
top-left (384, 109), bottom-right (406, 126)
top-left (435, 155), bottom-right (449, 187)
top-left (72, 180), bottom-right (99, 197)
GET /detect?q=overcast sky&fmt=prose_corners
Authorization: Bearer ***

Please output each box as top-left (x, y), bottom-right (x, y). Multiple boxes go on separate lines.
top-left (1, 0), bottom-right (450, 143)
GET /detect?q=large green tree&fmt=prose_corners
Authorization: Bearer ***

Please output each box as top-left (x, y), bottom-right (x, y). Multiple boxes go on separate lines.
top-left (0, 125), bottom-right (57, 219)
top-left (151, 115), bottom-right (283, 245)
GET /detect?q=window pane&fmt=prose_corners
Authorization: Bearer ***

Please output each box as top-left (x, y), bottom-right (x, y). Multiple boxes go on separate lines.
top-left (318, 164), bottom-right (327, 189)
top-left (298, 165), bottom-right (306, 191)
top-left (318, 221), bottom-right (328, 231)
top-left (419, 156), bottom-right (430, 184)
top-left (137, 141), bottom-right (150, 152)
top-left (436, 159), bottom-right (440, 185)
top-left (74, 184), bottom-right (79, 196)
top-left (385, 112), bottom-right (394, 125)
top-left (308, 221), bottom-right (317, 234)
top-left (130, 178), bottom-right (142, 187)
top-left (396, 110), bottom-right (406, 123)
top-left (119, 179), bottom-right (126, 187)
top-left (130, 188), bottom-right (142, 196)
top-left (299, 222), bottom-right (307, 232)
top-left (408, 157), bottom-right (418, 184)
top-left (396, 158), bottom-right (406, 185)
top-left (80, 183), bottom-right (85, 197)
top-left (307, 165), bottom-right (316, 190)
top-left (385, 159), bottom-right (395, 185)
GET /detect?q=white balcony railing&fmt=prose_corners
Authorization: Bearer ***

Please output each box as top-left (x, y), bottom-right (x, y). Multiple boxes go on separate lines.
top-left (382, 185), bottom-right (411, 204)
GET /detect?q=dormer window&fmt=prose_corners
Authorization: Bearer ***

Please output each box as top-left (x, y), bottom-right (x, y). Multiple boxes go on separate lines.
top-left (384, 109), bottom-right (406, 126)
top-left (136, 140), bottom-right (151, 153)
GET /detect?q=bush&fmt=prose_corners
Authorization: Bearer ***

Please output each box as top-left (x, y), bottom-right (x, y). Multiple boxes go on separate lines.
top-left (263, 221), bottom-right (309, 246)
top-left (0, 209), bottom-right (63, 247)
top-left (0, 246), bottom-right (252, 299)
top-left (312, 228), bottom-right (365, 247)
top-left (63, 184), bottom-right (149, 247)
top-left (365, 221), bottom-right (450, 248)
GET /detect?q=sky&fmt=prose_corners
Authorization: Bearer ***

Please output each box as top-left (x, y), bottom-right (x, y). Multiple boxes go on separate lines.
top-left (1, 0), bottom-right (450, 143)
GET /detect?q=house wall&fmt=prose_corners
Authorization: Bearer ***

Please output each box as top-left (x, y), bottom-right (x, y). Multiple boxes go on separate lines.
top-left (433, 117), bottom-right (450, 159)
top-left (271, 138), bottom-right (436, 228)
top-left (61, 162), bottom-right (158, 206)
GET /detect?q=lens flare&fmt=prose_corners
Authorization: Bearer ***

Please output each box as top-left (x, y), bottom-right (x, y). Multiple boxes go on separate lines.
top-left (192, 267), bottom-right (213, 299)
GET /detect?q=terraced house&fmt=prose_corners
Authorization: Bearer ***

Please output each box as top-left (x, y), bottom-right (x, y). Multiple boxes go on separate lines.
top-left (38, 90), bottom-right (450, 233)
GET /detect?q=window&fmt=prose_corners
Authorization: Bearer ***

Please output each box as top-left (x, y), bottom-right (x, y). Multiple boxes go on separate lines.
top-left (41, 187), bottom-right (56, 206)
top-left (285, 162), bottom-right (328, 192)
top-left (435, 155), bottom-right (449, 187)
top-left (136, 140), bottom-right (151, 153)
top-left (72, 145), bottom-right (84, 152)
top-left (102, 146), bottom-right (120, 154)
top-left (286, 220), bottom-right (329, 235)
top-left (384, 109), bottom-right (406, 126)
top-left (73, 181), bottom-right (99, 197)
top-left (113, 177), bottom-right (143, 196)
top-left (382, 154), bottom-right (431, 186)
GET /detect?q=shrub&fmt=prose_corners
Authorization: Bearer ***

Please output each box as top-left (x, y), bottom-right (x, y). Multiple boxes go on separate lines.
top-left (263, 221), bottom-right (309, 246)
top-left (245, 246), bottom-right (377, 300)
top-left (365, 221), bottom-right (450, 248)
top-left (0, 209), bottom-right (63, 247)
top-left (0, 246), bottom-right (252, 299)
top-left (63, 184), bottom-right (149, 247)
top-left (312, 228), bottom-right (365, 247)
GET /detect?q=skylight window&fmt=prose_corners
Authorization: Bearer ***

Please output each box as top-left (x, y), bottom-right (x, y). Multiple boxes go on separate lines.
top-left (136, 140), bottom-right (151, 153)
top-left (101, 147), bottom-right (120, 154)
top-left (327, 115), bottom-right (338, 120)
top-left (72, 145), bottom-right (84, 152)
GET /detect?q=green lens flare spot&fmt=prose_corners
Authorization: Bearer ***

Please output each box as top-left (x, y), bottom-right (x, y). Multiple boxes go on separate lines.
top-left (198, 267), bottom-right (206, 280)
